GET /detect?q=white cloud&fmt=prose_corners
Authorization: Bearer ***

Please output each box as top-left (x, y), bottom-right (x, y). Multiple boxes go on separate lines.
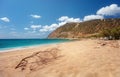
top-left (39, 24), bottom-right (59, 32)
top-left (39, 16), bottom-right (81, 32)
top-left (24, 27), bottom-right (29, 30)
top-left (58, 16), bottom-right (82, 23)
top-left (83, 15), bottom-right (104, 21)
top-left (31, 25), bottom-right (41, 30)
top-left (58, 16), bottom-right (69, 21)
top-left (97, 4), bottom-right (120, 16)
top-left (30, 14), bottom-right (41, 19)
top-left (39, 28), bottom-right (48, 32)
top-left (0, 17), bottom-right (10, 22)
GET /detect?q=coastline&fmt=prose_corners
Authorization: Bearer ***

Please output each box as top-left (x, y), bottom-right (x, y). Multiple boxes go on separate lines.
top-left (0, 39), bottom-right (120, 77)
top-left (0, 39), bottom-right (72, 53)
top-left (0, 42), bottom-right (63, 53)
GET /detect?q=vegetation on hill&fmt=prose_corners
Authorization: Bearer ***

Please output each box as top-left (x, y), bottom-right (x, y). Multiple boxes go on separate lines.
top-left (48, 18), bottom-right (120, 40)
top-left (100, 26), bottom-right (120, 40)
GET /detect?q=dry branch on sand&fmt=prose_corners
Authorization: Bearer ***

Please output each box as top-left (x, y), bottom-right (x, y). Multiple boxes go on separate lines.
top-left (15, 48), bottom-right (61, 71)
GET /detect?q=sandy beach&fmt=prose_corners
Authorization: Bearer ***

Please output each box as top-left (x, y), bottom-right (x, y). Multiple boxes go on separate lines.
top-left (0, 39), bottom-right (120, 77)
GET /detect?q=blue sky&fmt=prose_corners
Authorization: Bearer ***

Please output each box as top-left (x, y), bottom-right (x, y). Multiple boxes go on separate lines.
top-left (0, 0), bottom-right (120, 38)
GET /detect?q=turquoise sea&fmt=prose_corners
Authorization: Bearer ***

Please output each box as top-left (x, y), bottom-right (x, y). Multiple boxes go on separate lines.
top-left (0, 39), bottom-right (71, 51)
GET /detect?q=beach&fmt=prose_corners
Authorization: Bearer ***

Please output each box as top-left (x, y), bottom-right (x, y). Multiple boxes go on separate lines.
top-left (0, 39), bottom-right (120, 77)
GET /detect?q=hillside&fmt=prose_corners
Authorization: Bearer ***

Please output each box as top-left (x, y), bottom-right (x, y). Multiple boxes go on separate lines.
top-left (48, 18), bottom-right (120, 38)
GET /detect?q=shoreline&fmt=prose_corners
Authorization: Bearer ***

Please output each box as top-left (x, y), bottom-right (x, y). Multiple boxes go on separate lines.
top-left (0, 38), bottom-right (117, 53)
top-left (0, 40), bottom-right (73, 53)
top-left (0, 43), bottom-right (59, 53)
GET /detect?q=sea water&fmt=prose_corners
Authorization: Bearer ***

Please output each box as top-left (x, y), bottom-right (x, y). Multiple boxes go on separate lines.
top-left (0, 39), bottom-right (71, 51)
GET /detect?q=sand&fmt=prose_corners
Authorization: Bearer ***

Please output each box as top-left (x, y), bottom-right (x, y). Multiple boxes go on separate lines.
top-left (0, 39), bottom-right (120, 77)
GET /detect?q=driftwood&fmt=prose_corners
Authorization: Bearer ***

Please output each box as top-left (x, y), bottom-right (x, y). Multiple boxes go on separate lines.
top-left (15, 48), bottom-right (61, 71)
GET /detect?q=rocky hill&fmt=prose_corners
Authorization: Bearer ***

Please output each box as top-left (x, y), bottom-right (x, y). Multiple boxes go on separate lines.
top-left (48, 18), bottom-right (120, 39)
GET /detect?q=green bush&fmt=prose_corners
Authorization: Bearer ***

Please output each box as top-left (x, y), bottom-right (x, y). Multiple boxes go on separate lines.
top-left (100, 26), bottom-right (120, 40)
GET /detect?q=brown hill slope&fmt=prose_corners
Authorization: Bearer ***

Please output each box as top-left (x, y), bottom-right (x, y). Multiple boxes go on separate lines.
top-left (48, 18), bottom-right (120, 38)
